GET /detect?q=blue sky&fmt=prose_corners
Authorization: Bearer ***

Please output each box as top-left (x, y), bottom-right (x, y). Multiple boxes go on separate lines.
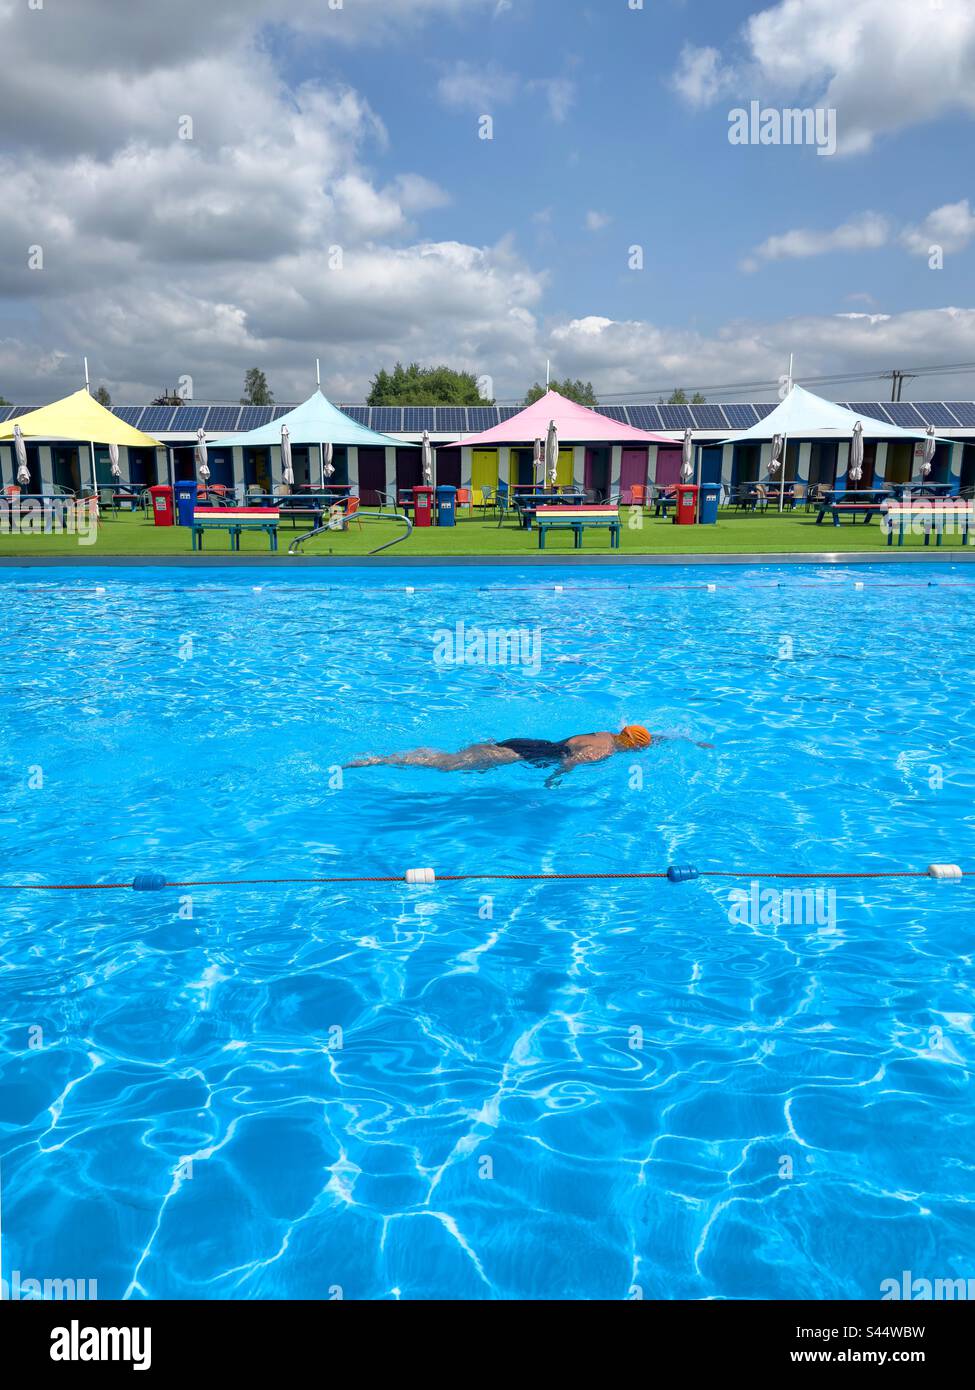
top-left (1, 0), bottom-right (973, 403)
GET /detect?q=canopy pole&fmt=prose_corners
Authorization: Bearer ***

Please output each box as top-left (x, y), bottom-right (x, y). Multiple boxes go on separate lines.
top-left (89, 439), bottom-right (98, 499)
top-left (316, 358), bottom-right (321, 389)
top-left (778, 433), bottom-right (788, 513)
top-left (84, 357), bottom-right (90, 393)
top-left (320, 441), bottom-right (325, 490)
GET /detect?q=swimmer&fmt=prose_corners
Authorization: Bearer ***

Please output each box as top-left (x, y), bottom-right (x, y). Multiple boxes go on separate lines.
top-left (345, 724), bottom-right (712, 786)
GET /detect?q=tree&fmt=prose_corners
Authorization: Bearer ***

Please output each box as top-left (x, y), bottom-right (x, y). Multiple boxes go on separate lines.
top-left (94, 385), bottom-right (112, 409)
top-left (367, 362), bottom-right (488, 406)
top-left (658, 389), bottom-right (707, 404)
top-left (151, 390), bottom-right (184, 406)
top-left (524, 377), bottom-right (598, 407)
top-left (0, 395), bottom-right (10, 408)
top-left (241, 368), bottom-right (274, 406)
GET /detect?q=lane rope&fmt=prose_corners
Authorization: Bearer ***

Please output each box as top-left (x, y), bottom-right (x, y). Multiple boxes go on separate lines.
top-left (0, 864), bottom-right (963, 892)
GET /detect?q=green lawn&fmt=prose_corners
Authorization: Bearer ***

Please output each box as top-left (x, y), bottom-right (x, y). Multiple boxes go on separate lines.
top-left (0, 505), bottom-right (968, 559)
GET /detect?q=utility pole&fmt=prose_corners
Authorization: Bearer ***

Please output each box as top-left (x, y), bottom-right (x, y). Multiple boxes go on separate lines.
top-left (882, 370), bottom-right (917, 401)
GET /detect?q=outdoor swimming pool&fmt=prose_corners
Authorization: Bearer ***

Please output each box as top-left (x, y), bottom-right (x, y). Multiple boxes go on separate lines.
top-left (1, 562), bottom-right (973, 1301)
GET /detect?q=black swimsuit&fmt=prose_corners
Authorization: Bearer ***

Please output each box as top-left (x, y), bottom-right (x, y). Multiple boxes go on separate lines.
top-left (496, 737), bottom-right (576, 766)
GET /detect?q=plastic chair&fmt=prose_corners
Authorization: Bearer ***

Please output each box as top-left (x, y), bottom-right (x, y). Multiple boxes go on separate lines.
top-left (454, 487), bottom-right (471, 516)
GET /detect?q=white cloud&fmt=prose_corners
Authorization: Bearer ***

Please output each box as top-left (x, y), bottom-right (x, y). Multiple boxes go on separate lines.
top-left (672, 45), bottom-right (735, 108)
top-left (437, 62), bottom-right (519, 113)
top-left (742, 212), bottom-right (891, 269)
top-left (901, 199), bottom-right (975, 256)
top-left (672, 0), bottom-right (975, 154)
top-left (585, 211), bottom-right (612, 232)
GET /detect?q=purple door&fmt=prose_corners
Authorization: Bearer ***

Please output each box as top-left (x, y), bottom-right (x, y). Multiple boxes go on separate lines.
top-left (396, 448), bottom-right (422, 499)
top-left (655, 447), bottom-right (682, 488)
top-left (620, 448), bottom-right (648, 497)
top-left (437, 448), bottom-right (461, 487)
top-left (584, 447), bottom-right (611, 499)
top-left (357, 448), bottom-right (387, 506)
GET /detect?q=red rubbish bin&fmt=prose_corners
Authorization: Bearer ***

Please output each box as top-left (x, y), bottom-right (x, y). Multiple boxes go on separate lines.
top-left (148, 484), bottom-right (174, 526)
top-left (413, 485), bottom-right (434, 527)
top-left (675, 484), bottom-right (699, 525)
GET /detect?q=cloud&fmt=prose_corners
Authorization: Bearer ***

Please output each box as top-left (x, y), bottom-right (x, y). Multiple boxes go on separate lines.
top-left (901, 199), bottom-right (975, 256)
top-left (437, 65), bottom-right (576, 123)
top-left (531, 78), bottom-right (576, 124)
top-left (672, 0), bottom-right (975, 154)
top-left (742, 212), bottom-right (891, 269)
top-left (672, 45), bottom-right (735, 108)
top-left (585, 211), bottom-right (612, 232)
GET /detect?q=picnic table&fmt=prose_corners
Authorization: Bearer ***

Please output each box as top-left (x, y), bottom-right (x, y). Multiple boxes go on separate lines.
top-left (815, 489), bottom-right (889, 526)
top-left (191, 506), bottom-right (280, 551)
top-left (511, 490), bottom-right (585, 528)
top-left (535, 504), bottom-right (620, 549)
top-left (884, 499), bottom-right (974, 547)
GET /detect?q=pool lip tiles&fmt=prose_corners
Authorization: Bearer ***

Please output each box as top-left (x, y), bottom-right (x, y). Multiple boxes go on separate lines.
top-left (3, 549), bottom-right (975, 570)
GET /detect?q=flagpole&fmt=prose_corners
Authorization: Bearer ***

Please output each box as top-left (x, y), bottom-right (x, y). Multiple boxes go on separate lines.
top-left (779, 355), bottom-right (793, 514)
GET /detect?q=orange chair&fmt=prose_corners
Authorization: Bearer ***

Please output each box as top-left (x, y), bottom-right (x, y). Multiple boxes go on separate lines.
top-left (343, 496), bottom-right (363, 530)
top-left (454, 487), bottom-right (471, 515)
top-left (629, 484), bottom-right (646, 508)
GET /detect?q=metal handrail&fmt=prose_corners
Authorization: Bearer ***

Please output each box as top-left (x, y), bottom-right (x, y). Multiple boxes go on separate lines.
top-left (287, 506), bottom-right (413, 556)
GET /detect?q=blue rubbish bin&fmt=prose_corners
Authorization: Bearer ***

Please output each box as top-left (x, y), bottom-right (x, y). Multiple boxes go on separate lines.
top-left (174, 479), bottom-right (197, 527)
top-left (436, 484), bottom-right (457, 527)
top-left (699, 482), bottom-right (721, 525)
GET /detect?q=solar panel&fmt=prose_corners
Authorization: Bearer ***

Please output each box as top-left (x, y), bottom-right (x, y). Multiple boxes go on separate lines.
top-left (721, 403), bottom-right (758, 429)
top-left (112, 406), bottom-right (145, 427)
top-left (0, 406), bottom-right (12, 423)
top-left (846, 402), bottom-right (892, 422)
top-left (271, 405), bottom-right (294, 420)
top-left (403, 407), bottom-right (436, 433)
top-left (690, 404), bottom-right (729, 430)
top-left (944, 402), bottom-right (975, 427)
top-left (237, 406), bottom-right (274, 430)
top-left (338, 406), bottom-right (370, 426)
top-left (657, 405), bottom-right (694, 430)
top-left (435, 407), bottom-right (467, 433)
top-left (467, 407), bottom-right (498, 431)
top-left (498, 407), bottom-right (520, 421)
top-left (7, 406), bottom-right (38, 419)
top-left (371, 407), bottom-right (402, 433)
top-left (752, 403), bottom-right (777, 419)
top-left (913, 402), bottom-right (964, 428)
top-left (203, 406), bottom-right (240, 432)
top-left (883, 402), bottom-right (925, 428)
top-left (139, 406), bottom-right (177, 433)
top-left (593, 404), bottom-right (630, 424)
top-left (626, 405), bottom-right (663, 431)
top-left (169, 405), bottom-right (209, 432)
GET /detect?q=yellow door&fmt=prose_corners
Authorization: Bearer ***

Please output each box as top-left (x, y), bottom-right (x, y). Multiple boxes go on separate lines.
top-left (556, 448), bottom-right (574, 489)
top-left (472, 450), bottom-right (498, 502)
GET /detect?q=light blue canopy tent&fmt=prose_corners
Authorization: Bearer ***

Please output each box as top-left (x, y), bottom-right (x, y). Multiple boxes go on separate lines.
top-left (209, 388), bottom-right (402, 488)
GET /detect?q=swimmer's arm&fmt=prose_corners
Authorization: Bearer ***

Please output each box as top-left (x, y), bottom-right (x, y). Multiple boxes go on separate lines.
top-left (545, 748), bottom-right (613, 787)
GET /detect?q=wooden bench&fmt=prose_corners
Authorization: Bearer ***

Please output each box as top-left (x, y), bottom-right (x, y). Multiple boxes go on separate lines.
top-left (535, 504), bottom-right (620, 550)
top-left (884, 502), bottom-right (974, 547)
top-left (191, 507), bottom-right (280, 551)
top-left (814, 499), bottom-right (886, 526)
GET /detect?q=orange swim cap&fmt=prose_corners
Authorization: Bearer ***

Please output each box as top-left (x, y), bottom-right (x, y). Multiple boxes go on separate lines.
top-left (619, 724), bottom-right (652, 749)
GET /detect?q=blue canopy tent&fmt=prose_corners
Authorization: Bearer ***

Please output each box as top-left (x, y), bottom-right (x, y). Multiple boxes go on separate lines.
top-left (209, 389), bottom-right (401, 490)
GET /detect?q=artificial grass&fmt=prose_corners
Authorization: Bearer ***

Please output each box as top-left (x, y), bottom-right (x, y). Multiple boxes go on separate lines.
top-left (0, 506), bottom-right (969, 559)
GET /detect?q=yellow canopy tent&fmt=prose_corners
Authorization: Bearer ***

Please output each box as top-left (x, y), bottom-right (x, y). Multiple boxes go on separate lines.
top-left (0, 388), bottom-right (162, 493)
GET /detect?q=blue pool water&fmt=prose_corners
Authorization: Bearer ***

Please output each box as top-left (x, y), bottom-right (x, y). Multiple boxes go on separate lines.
top-left (1, 562), bottom-right (973, 1301)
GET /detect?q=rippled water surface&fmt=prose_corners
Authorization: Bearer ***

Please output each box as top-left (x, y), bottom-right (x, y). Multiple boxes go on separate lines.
top-left (1, 563), bottom-right (974, 1300)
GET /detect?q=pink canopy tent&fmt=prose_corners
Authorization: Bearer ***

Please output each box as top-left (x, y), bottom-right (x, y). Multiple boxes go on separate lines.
top-left (448, 389), bottom-right (675, 447)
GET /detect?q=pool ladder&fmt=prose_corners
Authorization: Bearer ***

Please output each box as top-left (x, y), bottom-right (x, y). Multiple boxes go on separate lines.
top-left (287, 507), bottom-right (414, 557)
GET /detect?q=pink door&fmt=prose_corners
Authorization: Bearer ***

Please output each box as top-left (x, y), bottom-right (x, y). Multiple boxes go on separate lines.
top-left (620, 448), bottom-right (648, 497)
top-left (655, 447), bottom-right (682, 488)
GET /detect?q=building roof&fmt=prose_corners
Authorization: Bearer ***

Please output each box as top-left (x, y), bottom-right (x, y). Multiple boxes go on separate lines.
top-left (2, 398), bottom-right (974, 444)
